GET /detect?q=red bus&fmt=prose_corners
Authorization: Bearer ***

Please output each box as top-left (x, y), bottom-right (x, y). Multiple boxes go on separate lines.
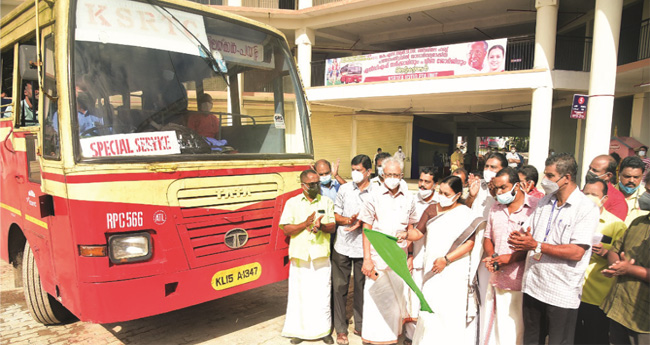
top-left (340, 63), bottom-right (363, 84)
top-left (1, 0), bottom-right (312, 324)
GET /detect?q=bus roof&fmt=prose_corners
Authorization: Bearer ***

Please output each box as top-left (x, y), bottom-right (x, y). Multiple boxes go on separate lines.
top-left (1, 0), bottom-right (288, 47)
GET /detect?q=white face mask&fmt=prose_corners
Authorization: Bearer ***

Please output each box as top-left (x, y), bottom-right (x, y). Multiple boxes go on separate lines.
top-left (496, 183), bottom-right (518, 205)
top-left (541, 177), bottom-right (560, 195)
top-left (639, 150), bottom-right (646, 156)
top-left (483, 170), bottom-right (497, 183)
top-left (377, 166), bottom-right (384, 177)
top-left (319, 175), bottom-right (332, 185)
top-left (351, 170), bottom-right (365, 184)
top-left (436, 191), bottom-right (458, 208)
top-left (418, 189), bottom-right (433, 199)
top-left (384, 177), bottom-right (400, 190)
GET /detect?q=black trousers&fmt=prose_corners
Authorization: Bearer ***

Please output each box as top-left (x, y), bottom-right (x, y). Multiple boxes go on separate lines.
top-left (574, 301), bottom-right (610, 345)
top-left (331, 248), bottom-right (364, 334)
top-left (609, 319), bottom-right (650, 345)
top-left (523, 293), bottom-right (579, 345)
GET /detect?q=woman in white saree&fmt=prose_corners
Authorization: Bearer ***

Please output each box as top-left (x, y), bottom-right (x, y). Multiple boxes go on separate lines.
top-left (398, 175), bottom-right (482, 344)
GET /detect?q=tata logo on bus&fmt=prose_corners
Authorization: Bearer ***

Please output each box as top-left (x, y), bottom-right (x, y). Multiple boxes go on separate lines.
top-left (214, 186), bottom-right (252, 200)
top-left (211, 262), bottom-right (262, 291)
top-left (224, 228), bottom-right (249, 249)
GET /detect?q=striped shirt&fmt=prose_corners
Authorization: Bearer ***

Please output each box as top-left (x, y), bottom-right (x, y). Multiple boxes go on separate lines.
top-left (521, 187), bottom-right (600, 309)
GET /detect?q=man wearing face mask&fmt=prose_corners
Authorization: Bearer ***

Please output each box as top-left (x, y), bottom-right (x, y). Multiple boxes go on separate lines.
top-left (466, 152), bottom-right (508, 218)
top-left (280, 170), bottom-right (336, 345)
top-left (616, 156), bottom-right (648, 226)
top-left (506, 146), bottom-right (521, 169)
top-left (480, 168), bottom-right (538, 345)
top-left (574, 178), bottom-right (627, 345)
top-left (586, 155), bottom-right (628, 221)
top-left (358, 157), bottom-right (417, 345)
top-left (600, 173), bottom-right (650, 344)
top-left (394, 146), bottom-right (406, 164)
top-left (315, 159), bottom-right (346, 202)
top-left (508, 153), bottom-right (599, 345)
top-left (403, 167), bottom-right (438, 345)
top-left (331, 155), bottom-right (373, 345)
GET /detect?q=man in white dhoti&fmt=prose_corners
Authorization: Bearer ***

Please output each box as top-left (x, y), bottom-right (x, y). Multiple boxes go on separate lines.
top-left (481, 168), bottom-right (538, 345)
top-left (280, 169), bottom-right (336, 344)
top-left (359, 157), bottom-right (418, 345)
top-left (403, 167), bottom-right (438, 345)
top-left (465, 152), bottom-right (508, 342)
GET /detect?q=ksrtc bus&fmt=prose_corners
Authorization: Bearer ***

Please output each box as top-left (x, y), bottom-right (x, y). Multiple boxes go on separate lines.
top-left (0, 0), bottom-right (312, 324)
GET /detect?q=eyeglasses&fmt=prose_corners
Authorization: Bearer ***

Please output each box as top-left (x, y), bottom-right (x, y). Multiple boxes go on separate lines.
top-left (384, 173), bottom-right (402, 179)
top-left (301, 182), bottom-right (319, 188)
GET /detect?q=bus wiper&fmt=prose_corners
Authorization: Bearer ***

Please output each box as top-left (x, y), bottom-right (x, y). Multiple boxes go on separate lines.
top-left (146, 0), bottom-right (229, 87)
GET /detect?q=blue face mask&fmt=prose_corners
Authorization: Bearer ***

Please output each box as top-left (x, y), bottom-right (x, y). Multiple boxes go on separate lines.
top-left (618, 181), bottom-right (641, 195)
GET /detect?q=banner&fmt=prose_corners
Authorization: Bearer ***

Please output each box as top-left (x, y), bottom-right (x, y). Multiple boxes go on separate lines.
top-left (325, 39), bottom-right (507, 85)
top-left (363, 228), bottom-right (433, 313)
top-left (80, 131), bottom-right (181, 158)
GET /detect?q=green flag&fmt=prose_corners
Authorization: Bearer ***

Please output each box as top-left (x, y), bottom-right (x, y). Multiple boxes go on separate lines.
top-left (363, 228), bottom-right (433, 313)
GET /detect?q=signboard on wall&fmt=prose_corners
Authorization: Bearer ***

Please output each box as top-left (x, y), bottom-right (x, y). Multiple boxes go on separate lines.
top-left (324, 38), bottom-right (508, 85)
top-left (570, 94), bottom-right (589, 119)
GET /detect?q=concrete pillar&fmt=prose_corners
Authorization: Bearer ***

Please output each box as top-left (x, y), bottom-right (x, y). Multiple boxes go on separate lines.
top-left (580, 0), bottom-right (623, 180)
top-left (630, 92), bottom-right (650, 143)
top-left (467, 126), bottom-right (478, 156)
top-left (298, 0), bottom-right (312, 10)
top-left (527, 0), bottom-right (558, 173)
top-left (295, 27), bottom-right (314, 88)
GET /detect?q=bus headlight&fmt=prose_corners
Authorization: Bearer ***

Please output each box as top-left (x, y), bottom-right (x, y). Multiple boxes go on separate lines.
top-left (108, 232), bottom-right (152, 264)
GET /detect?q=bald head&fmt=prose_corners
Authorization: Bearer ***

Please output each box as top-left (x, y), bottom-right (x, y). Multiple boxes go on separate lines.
top-left (588, 154), bottom-right (617, 184)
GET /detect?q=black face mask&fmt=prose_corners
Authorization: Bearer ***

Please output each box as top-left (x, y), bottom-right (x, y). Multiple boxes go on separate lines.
top-left (304, 186), bottom-right (319, 199)
top-left (586, 170), bottom-right (608, 182)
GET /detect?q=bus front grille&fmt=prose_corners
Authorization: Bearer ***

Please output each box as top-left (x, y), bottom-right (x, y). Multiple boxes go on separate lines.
top-left (167, 176), bottom-right (282, 268)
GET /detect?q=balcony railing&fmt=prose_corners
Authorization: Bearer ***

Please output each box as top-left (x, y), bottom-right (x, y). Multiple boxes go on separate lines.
top-left (189, 0), bottom-right (357, 9)
top-left (637, 18), bottom-right (649, 61)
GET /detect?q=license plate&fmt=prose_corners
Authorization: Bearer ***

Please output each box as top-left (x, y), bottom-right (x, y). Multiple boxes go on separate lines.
top-left (211, 262), bottom-right (262, 291)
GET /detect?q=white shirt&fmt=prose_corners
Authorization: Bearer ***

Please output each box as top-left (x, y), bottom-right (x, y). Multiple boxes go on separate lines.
top-left (506, 151), bottom-right (519, 168)
top-left (359, 181), bottom-right (418, 270)
top-left (394, 150), bottom-right (406, 162)
top-left (471, 180), bottom-right (495, 219)
top-left (521, 187), bottom-right (600, 309)
top-left (333, 181), bottom-right (373, 258)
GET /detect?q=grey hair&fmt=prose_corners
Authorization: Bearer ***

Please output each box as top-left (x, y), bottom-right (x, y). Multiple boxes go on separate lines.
top-left (382, 156), bottom-right (404, 172)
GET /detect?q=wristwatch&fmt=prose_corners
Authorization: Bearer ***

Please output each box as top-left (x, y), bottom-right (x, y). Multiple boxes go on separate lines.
top-left (534, 242), bottom-right (542, 254)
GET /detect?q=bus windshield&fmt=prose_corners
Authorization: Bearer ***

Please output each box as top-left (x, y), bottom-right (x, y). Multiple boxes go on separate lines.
top-left (68, 0), bottom-right (311, 160)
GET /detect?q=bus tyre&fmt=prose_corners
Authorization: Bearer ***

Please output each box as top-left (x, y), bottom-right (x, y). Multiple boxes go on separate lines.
top-left (22, 242), bottom-right (72, 325)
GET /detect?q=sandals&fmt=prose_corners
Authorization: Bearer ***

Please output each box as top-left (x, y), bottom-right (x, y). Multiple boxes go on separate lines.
top-left (336, 333), bottom-right (349, 345)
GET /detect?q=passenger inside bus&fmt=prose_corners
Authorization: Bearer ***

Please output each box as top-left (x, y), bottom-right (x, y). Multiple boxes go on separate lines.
top-left (5, 82), bottom-right (38, 124)
top-left (187, 93), bottom-right (219, 138)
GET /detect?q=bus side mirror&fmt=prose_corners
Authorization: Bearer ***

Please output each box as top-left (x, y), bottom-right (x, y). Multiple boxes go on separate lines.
top-left (19, 45), bottom-right (39, 81)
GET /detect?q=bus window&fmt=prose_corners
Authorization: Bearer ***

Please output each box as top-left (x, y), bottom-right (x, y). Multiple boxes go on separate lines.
top-left (72, 3), bottom-right (312, 160)
top-left (1, 48), bottom-right (13, 118)
top-left (42, 34), bottom-right (60, 159)
top-left (17, 44), bottom-right (39, 127)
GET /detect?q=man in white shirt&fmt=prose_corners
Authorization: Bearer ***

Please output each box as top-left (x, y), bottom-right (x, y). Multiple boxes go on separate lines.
top-left (506, 146), bottom-right (521, 169)
top-left (508, 153), bottom-right (599, 344)
top-left (394, 146), bottom-right (406, 163)
top-left (332, 155), bottom-right (373, 345)
top-left (359, 157), bottom-right (417, 345)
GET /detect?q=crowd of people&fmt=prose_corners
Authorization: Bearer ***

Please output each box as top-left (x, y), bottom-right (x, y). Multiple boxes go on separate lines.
top-left (278, 149), bottom-right (650, 345)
